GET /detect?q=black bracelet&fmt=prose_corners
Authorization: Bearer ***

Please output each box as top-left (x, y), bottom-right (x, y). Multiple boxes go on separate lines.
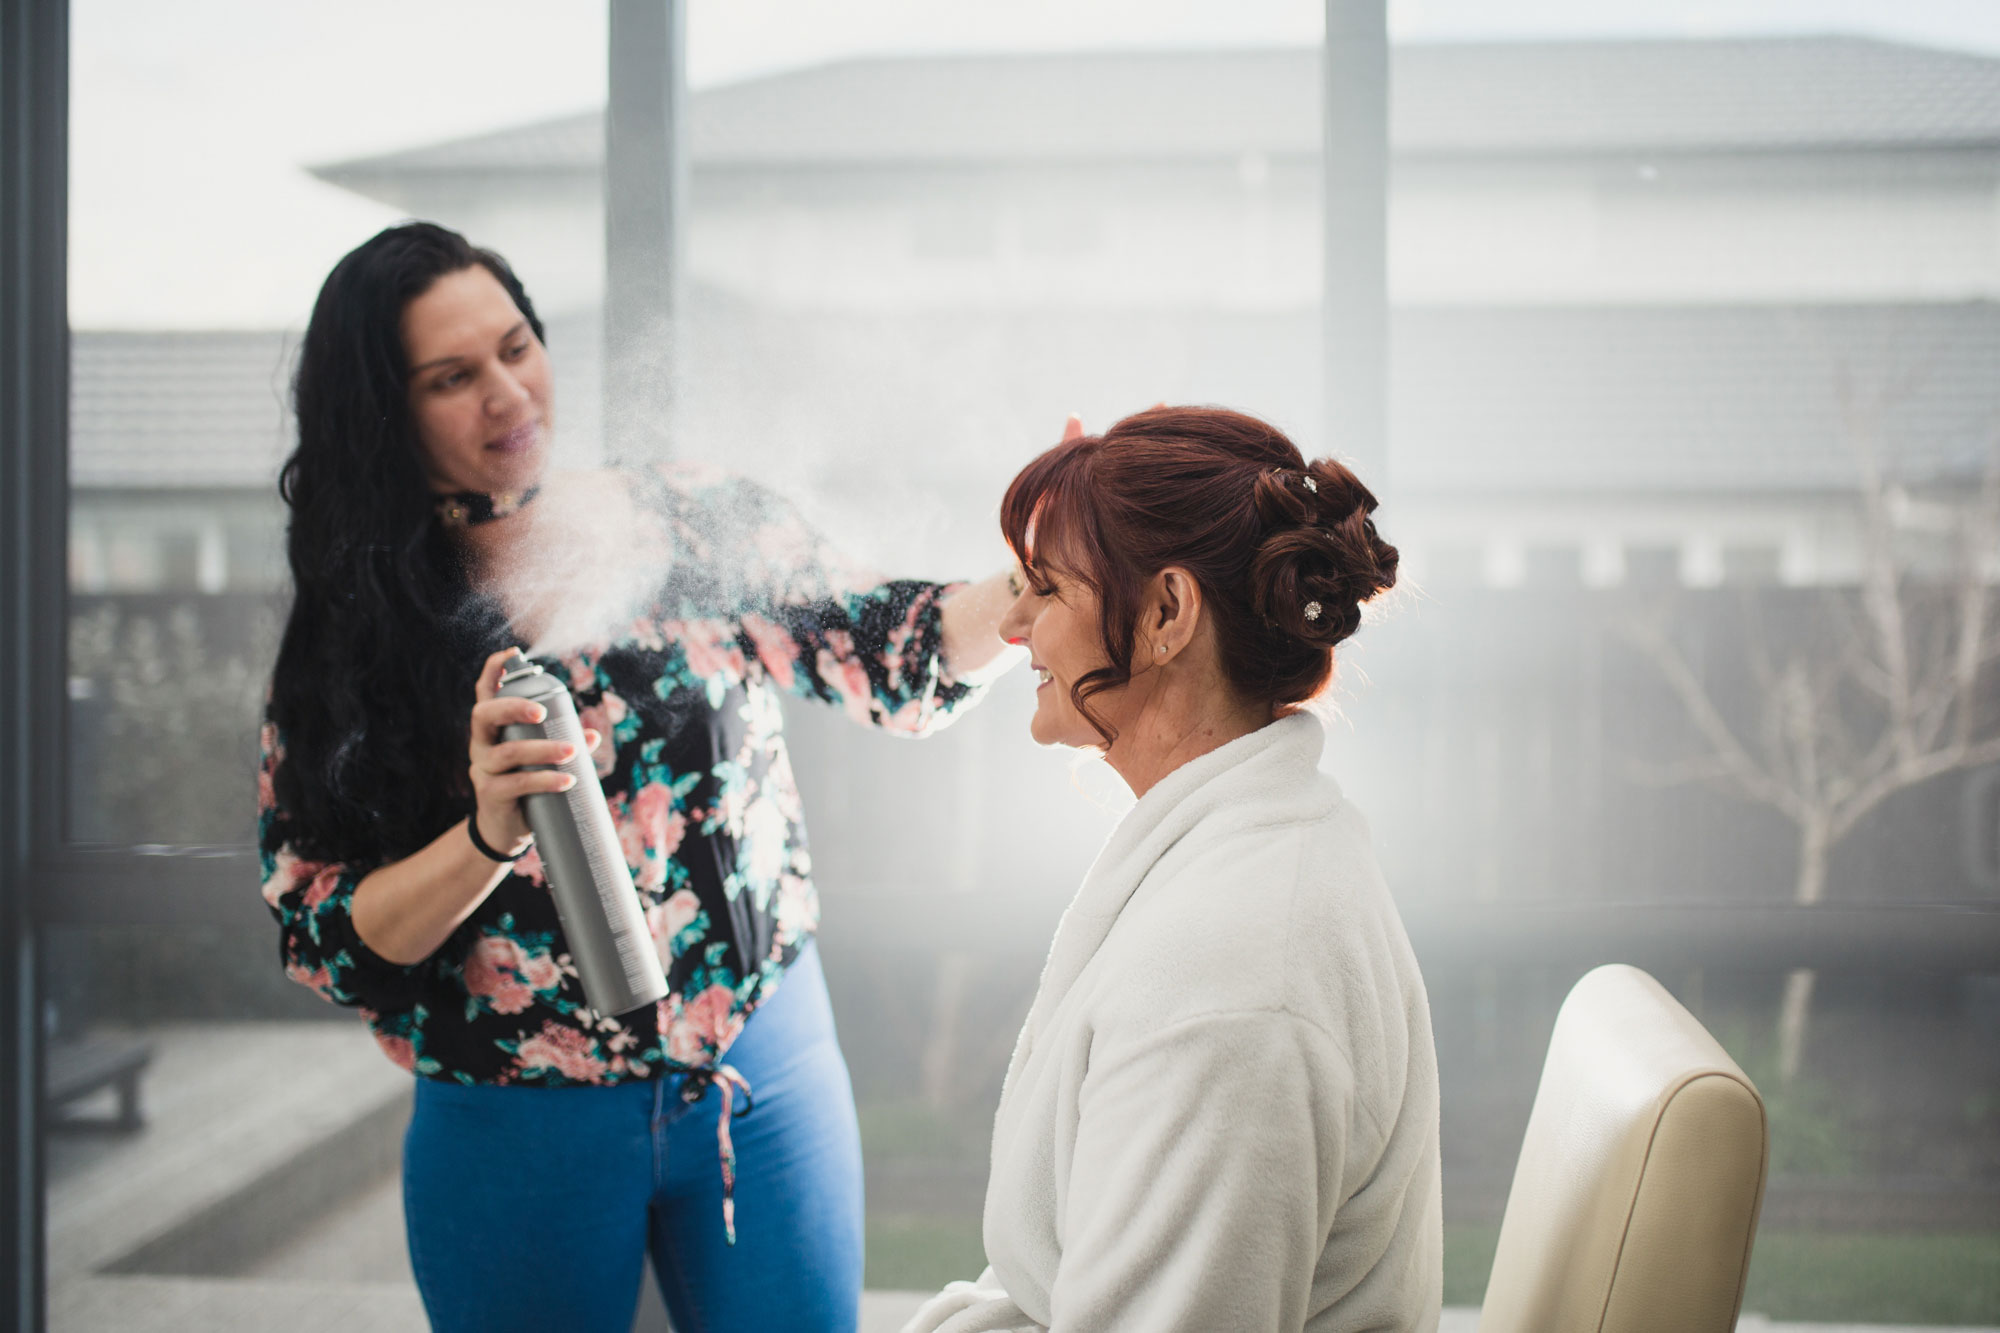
top-left (466, 814), bottom-right (524, 863)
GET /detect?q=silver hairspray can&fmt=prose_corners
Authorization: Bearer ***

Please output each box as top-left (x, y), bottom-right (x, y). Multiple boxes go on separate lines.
top-left (496, 650), bottom-right (669, 1016)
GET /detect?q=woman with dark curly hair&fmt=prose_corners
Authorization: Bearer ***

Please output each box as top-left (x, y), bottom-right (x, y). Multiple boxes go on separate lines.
top-left (259, 221), bottom-right (1017, 1332)
top-left (907, 407), bottom-right (1442, 1333)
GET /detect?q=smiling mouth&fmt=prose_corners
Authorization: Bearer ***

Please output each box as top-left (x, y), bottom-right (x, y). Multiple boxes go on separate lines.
top-left (1034, 666), bottom-right (1053, 688)
top-left (487, 421), bottom-right (542, 453)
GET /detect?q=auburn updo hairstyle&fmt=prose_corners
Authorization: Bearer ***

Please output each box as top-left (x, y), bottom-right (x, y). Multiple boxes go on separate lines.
top-left (999, 405), bottom-right (1398, 745)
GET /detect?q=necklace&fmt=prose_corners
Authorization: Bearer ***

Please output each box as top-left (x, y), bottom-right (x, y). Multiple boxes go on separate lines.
top-left (433, 485), bottom-right (542, 529)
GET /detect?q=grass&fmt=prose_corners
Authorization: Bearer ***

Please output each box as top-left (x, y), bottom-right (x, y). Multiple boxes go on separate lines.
top-left (856, 1101), bottom-right (990, 1164)
top-left (1742, 1231), bottom-right (2000, 1326)
top-left (1442, 1223), bottom-right (2000, 1326)
top-left (1443, 1223), bottom-right (1504, 1307)
top-left (867, 1216), bottom-right (2000, 1323)
top-left (866, 1214), bottom-right (986, 1292)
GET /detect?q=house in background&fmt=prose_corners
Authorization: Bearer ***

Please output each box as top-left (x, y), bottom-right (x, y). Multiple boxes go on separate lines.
top-left (72, 36), bottom-right (2000, 601)
top-left (306, 36), bottom-right (2000, 583)
top-left (64, 36), bottom-right (2000, 909)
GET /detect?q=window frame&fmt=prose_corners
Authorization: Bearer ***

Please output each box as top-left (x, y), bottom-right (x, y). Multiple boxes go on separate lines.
top-left (8, 7), bottom-right (2000, 1324)
top-left (3, 0), bottom-right (70, 1324)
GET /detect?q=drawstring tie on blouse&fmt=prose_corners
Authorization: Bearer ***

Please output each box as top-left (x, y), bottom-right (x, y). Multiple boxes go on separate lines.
top-left (680, 1062), bottom-right (755, 1245)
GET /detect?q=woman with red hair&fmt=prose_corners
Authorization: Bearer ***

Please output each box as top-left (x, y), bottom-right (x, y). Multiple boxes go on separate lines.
top-left (906, 407), bottom-right (1442, 1333)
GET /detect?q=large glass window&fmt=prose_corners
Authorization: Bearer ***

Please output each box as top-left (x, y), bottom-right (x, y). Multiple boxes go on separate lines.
top-left (49, 4), bottom-right (609, 1323)
top-left (36, 2), bottom-right (2000, 1329)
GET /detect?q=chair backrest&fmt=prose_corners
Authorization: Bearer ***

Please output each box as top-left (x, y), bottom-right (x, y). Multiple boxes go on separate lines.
top-left (1477, 964), bottom-right (1769, 1333)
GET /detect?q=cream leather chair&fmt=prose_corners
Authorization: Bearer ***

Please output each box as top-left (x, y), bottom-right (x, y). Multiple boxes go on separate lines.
top-left (1478, 964), bottom-right (1769, 1333)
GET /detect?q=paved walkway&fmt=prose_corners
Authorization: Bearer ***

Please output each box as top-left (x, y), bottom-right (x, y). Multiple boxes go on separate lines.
top-left (53, 1276), bottom-right (1996, 1333)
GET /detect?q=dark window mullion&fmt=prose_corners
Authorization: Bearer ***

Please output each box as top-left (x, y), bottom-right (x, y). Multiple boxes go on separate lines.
top-left (2, 0), bottom-right (70, 1325)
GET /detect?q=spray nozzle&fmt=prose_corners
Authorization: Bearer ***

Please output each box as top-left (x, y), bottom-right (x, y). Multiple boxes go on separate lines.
top-left (498, 650), bottom-right (543, 686)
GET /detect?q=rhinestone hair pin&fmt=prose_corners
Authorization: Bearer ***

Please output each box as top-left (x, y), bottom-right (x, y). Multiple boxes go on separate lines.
top-left (1302, 475), bottom-right (1318, 493)
top-left (1304, 600), bottom-right (1323, 622)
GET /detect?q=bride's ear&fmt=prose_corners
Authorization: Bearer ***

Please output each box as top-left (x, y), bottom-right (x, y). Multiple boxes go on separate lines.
top-left (1145, 567), bottom-right (1203, 666)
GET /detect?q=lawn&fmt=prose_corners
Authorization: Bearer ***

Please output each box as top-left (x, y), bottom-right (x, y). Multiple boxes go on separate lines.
top-left (1445, 1222), bottom-right (2000, 1326)
top-left (867, 1214), bottom-right (986, 1293)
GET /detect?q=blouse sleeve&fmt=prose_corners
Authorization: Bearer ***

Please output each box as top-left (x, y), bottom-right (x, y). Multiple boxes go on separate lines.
top-left (257, 716), bottom-right (427, 1013)
top-left (680, 470), bottom-right (985, 737)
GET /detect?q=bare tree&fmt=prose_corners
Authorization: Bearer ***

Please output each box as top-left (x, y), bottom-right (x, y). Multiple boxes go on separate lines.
top-left (1623, 390), bottom-right (2000, 1085)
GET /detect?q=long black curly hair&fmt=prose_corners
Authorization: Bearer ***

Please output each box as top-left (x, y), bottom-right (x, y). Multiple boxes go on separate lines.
top-left (268, 222), bottom-right (546, 868)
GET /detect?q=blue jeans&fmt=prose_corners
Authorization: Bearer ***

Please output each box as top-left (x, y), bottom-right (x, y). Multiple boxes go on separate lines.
top-left (403, 943), bottom-right (864, 1333)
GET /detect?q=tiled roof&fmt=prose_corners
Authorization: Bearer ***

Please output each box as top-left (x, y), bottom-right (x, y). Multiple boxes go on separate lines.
top-left (312, 37), bottom-right (2000, 186)
top-left (70, 302), bottom-right (1998, 495)
top-left (1390, 302), bottom-right (2000, 494)
top-left (71, 330), bottom-right (296, 490)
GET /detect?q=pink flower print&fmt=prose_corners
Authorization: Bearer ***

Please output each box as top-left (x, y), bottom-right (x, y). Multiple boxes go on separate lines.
top-left (648, 888), bottom-right (702, 967)
top-left (685, 983), bottom-right (746, 1051)
top-left (576, 700), bottom-right (623, 777)
top-left (624, 617), bottom-right (667, 652)
top-left (285, 960), bottom-right (336, 1001)
top-left (513, 1021), bottom-right (610, 1084)
top-left (739, 613), bottom-right (797, 691)
top-left (462, 934), bottom-right (536, 1015)
top-left (613, 793), bottom-right (652, 876)
top-left (660, 888), bottom-right (702, 941)
top-left (666, 1020), bottom-right (706, 1065)
top-left (677, 619), bottom-right (747, 683)
top-left (665, 983), bottom-right (745, 1065)
top-left (256, 765), bottom-right (275, 814)
top-left (631, 782), bottom-right (688, 861)
top-left (372, 1032), bottom-right (417, 1071)
top-left (512, 845), bottom-right (547, 887)
top-left (300, 865), bottom-right (344, 911)
top-left (886, 697), bottom-right (935, 735)
top-left (520, 949), bottom-right (566, 994)
top-left (815, 648), bottom-right (877, 725)
top-left (566, 655), bottom-right (598, 694)
top-left (657, 808), bottom-right (688, 862)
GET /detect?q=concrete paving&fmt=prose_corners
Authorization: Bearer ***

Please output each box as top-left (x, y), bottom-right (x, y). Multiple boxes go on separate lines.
top-left (47, 1022), bottom-right (409, 1282)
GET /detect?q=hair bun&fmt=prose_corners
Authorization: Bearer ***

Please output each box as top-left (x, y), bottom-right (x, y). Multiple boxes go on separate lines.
top-left (1249, 458), bottom-right (1398, 649)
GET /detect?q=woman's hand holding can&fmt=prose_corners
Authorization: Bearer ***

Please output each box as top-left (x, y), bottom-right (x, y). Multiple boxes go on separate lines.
top-left (467, 648), bottom-right (599, 856)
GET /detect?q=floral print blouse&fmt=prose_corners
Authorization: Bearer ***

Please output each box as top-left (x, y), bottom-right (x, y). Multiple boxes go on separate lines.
top-left (259, 462), bottom-right (981, 1088)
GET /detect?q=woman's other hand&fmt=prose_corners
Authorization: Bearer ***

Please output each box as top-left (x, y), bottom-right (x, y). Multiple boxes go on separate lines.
top-left (467, 648), bottom-right (594, 855)
top-left (938, 415), bottom-right (1084, 681)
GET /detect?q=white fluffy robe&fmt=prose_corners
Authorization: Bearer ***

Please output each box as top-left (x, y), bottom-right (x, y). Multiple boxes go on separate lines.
top-left (904, 713), bottom-right (1442, 1333)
